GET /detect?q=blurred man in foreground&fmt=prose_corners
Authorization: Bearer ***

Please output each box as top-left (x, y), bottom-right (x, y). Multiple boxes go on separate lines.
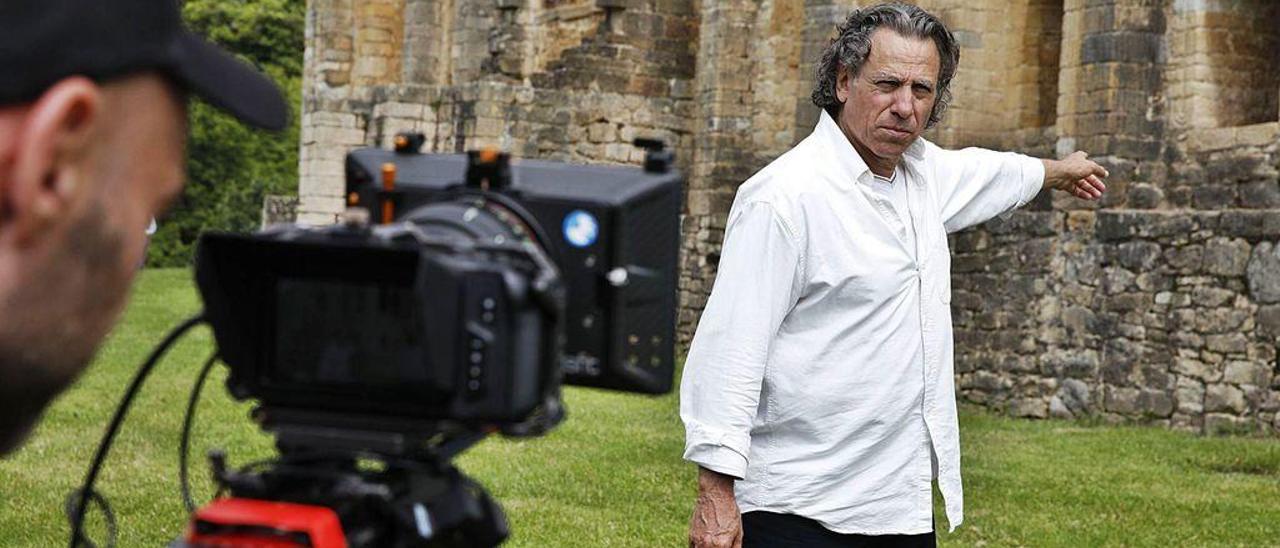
top-left (0, 0), bottom-right (287, 455)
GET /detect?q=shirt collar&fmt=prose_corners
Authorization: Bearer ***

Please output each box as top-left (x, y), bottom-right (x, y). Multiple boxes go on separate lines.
top-left (814, 110), bottom-right (926, 187)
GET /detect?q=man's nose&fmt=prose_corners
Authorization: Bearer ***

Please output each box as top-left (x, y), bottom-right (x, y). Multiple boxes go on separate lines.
top-left (889, 87), bottom-right (913, 121)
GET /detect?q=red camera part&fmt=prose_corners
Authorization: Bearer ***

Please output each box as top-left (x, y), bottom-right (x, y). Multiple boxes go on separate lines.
top-left (184, 498), bottom-right (347, 548)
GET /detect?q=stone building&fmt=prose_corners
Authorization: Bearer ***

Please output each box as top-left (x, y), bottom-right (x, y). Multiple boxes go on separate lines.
top-left (297, 0), bottom-right (1280, 434)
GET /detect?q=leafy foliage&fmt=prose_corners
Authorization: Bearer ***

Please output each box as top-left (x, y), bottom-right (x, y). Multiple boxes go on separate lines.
top-left (146, 0), bottom-right (304, 266)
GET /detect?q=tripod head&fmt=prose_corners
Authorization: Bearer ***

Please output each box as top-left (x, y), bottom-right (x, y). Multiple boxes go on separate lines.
top-left (180, 426), bottom-right (508, 548)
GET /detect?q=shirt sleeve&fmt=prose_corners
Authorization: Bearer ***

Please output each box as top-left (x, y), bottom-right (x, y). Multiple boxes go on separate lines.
top-left (679, 199), bottom-right (804, 479)
top-left (933, 146), bottom-right (1045, 234)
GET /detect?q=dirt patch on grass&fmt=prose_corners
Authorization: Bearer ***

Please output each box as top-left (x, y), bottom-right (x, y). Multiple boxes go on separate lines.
top-left (1195, 456), bottom-right (1280, 477)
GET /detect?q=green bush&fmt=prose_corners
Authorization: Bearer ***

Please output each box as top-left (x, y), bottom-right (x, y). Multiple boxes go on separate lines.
top-left (147, 0), bottom-right (304, 267)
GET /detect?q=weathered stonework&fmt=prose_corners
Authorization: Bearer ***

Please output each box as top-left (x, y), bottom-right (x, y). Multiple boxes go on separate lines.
top-left (299, 0), bottom-right (698, 226)
top-left (261, 195), bottom-right (300, 226)
top-left (300, 0), bottom-right (1280, 435)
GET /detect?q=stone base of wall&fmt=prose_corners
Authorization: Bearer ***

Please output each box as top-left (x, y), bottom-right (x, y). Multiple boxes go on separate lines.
top-left (951, 121), bottom-right (1280, 435)
top-left (261, 195), bottom-right (299, 227)
top-left (953, 208), bottom-right (1280, 435)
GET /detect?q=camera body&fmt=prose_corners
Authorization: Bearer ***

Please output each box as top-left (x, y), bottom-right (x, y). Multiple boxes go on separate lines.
top-left (343, 144), bottom-right (680, 395)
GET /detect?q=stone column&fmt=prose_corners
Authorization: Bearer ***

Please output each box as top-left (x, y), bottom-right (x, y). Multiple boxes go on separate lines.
top-left (298, 0), bottom-right (405, 224)
top-left (352, 0), bottom-right (406, 87)
top-left (1165, 0), bottom-right (1280, 131)
top-left (299, 0), bottom-right (366, 225)
top-left (450, 0), bottom-right (499, 83)
top-left (1049, 0), bottom-right (1169, 421)
top-left (916, 0), bottom-right (1013, 149)
top-left (792, 0), bottom-right (844, 136)
top-left (680, 0), bottom-right (760, 347)
top-left (402, 0), bottom-right (454, 85)
top-left (1057, 0), bottom-right (1166, 200)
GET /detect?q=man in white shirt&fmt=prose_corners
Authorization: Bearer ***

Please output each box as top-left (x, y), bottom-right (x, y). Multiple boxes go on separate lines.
top-left (682, 3), bottom-right (1108, 547)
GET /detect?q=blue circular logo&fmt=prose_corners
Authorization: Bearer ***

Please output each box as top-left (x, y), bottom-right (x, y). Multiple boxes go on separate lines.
top-left (562, 210), bottom-right (599, 248)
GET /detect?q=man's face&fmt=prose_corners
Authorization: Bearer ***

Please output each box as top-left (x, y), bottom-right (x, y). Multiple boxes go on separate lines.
top-left (0, 73), bottom-right (186, 453)
top-left (835, 28), bottom-right (941, 170)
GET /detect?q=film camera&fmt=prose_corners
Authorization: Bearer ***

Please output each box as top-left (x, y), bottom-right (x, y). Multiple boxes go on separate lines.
top-left (179, 134), bottom-right (682, 547)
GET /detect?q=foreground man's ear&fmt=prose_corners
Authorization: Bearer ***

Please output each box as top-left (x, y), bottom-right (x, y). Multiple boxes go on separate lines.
top-left (0, 76), bottom-right (101, 248)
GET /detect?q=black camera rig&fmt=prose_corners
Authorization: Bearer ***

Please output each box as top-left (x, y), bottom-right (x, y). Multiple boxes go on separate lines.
top-left (183, 135), bottom-right (680, 547)
top-left (67, 135), bottom-right (682, 548)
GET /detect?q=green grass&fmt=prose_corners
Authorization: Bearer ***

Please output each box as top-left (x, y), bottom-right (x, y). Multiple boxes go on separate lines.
top-left (1, 269), bottom-right (1277, 546)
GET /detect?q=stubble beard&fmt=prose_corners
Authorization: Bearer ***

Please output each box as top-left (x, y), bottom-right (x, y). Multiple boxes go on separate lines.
top-left (0, 199), bottom-right (132, 455)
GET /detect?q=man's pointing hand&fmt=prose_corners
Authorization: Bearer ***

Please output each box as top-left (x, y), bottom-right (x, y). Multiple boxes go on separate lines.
top-left (1043, 151), bottom-right (1109, 200)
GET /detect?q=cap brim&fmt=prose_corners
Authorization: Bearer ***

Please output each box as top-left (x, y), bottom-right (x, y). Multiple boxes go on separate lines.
top-left (168, 32), bottom-right (289, 131)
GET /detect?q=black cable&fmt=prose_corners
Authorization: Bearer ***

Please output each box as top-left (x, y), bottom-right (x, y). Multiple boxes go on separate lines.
top-left (179, 352), bottom-right (219, 514)
top-left (66, 313), bottom-right (205, 548)
top-left (60, 490), bottom-right (115, 548)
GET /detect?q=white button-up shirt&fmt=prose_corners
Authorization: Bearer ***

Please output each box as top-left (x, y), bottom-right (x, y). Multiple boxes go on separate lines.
top-left (864, 169), bottom-right (917, 260)
top-left (680, 110), bottom-right (1044, 535)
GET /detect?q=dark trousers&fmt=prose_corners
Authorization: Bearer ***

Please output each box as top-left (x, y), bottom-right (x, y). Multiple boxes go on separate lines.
top-left (742, 511), bottom-right (936, 548)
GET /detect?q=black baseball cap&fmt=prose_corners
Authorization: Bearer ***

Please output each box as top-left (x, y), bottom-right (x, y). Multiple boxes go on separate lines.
top-left (0, 0), bottom-right (287, 131)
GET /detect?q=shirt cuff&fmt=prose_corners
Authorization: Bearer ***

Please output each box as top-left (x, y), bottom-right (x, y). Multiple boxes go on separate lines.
top-left (684, 443), bottom-right (749, 479)
top-left (1012, 154), bottom-right (1046, 209)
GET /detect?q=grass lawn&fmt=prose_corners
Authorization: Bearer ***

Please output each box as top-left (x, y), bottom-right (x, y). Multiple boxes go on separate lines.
top-left (1, 268), bottom-right (1277, 546)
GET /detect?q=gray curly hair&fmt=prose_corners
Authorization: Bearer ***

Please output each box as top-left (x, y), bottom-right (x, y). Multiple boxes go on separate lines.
top-left (811, 2), bottom-right (960, 129)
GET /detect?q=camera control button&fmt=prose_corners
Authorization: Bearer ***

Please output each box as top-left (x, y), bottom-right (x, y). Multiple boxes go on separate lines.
top-left (606, 267), bottom-right (629, 287)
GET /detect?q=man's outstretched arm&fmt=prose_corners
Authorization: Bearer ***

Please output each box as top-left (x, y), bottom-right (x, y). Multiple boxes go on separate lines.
top-left (935, 145), bottom-right (1110, 234)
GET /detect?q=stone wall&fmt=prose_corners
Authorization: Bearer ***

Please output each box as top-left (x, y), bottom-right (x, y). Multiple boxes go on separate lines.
top-left (299, 0), bottom-right (698, 225)
top-left (952, 124), bottom-right (1280, 434)
top-left (299, 0), bottom-right (1280, 434)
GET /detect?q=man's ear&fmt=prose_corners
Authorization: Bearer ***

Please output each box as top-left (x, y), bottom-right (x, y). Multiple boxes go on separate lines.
top-left (1, 76), bottom-right (102, 247)
top-left (835, 65), bottom-right (851, 104)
